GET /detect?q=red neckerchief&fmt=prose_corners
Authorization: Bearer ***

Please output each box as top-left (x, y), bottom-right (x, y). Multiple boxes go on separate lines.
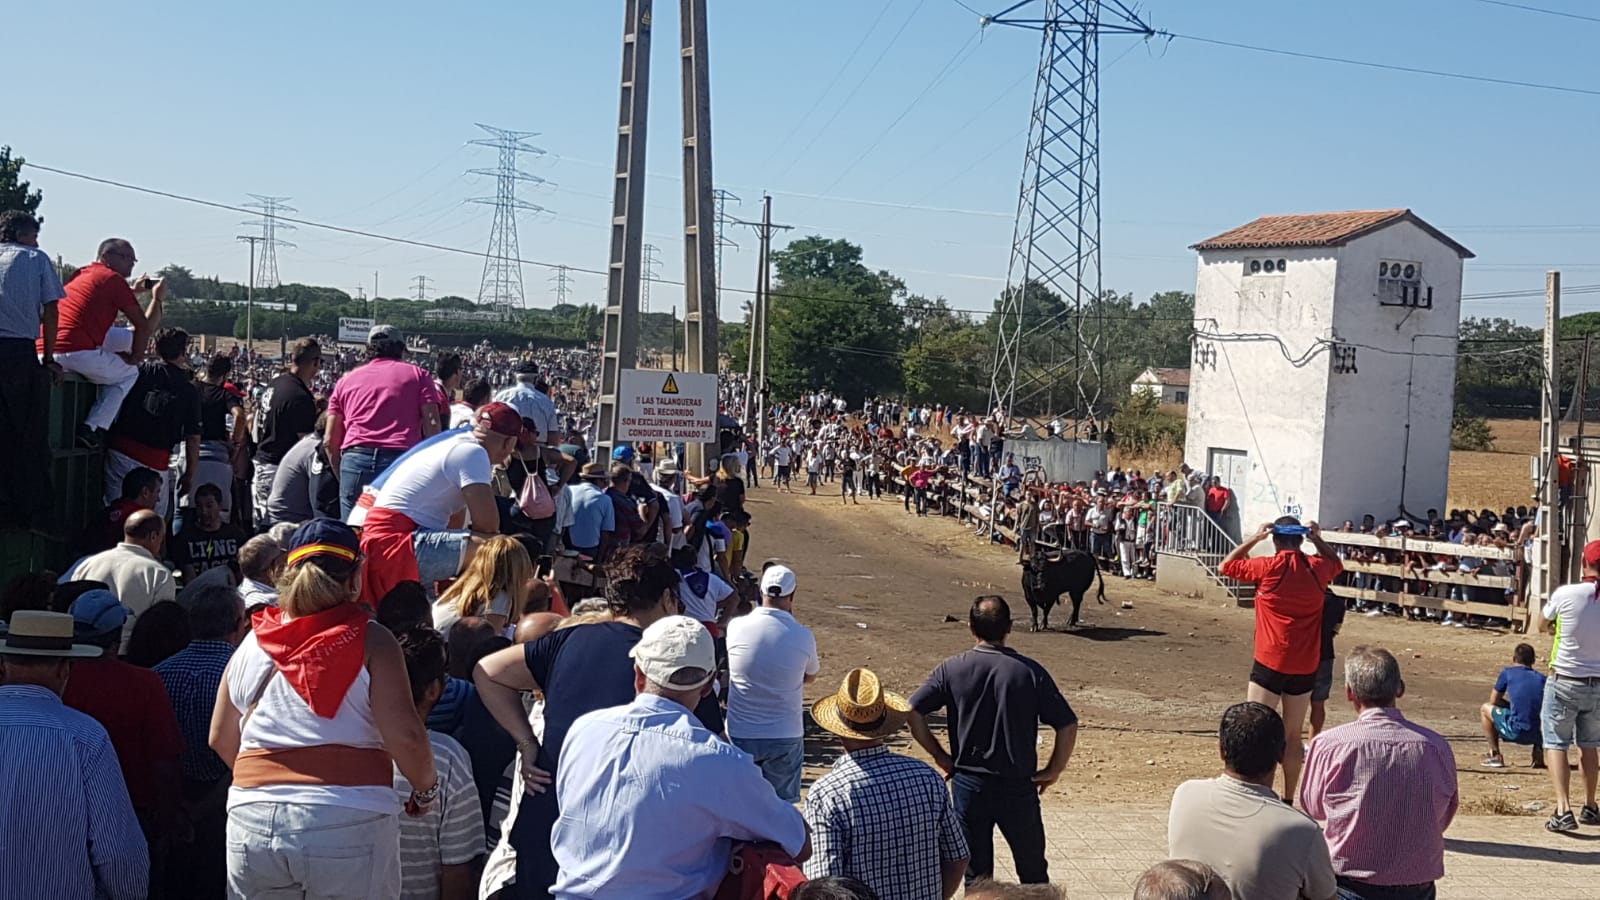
top-left (252, 602), bottom-right (370, 719)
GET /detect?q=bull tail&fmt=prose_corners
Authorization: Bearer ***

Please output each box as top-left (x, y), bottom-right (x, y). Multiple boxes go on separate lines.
top-left (1095, 560), bottom-right (1107, 605)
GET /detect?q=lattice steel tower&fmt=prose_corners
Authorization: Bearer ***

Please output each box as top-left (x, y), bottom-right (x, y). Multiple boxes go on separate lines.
top-left (242, 195), bottom-right (296, 288)
top-left (468, 124), bottom-right (549, 320)
top-left (982, 0), bottom-right (1154, 432)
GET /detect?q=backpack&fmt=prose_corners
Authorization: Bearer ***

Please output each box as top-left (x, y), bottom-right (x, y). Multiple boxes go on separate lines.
top-left (714, 843), bottom-right (807, 900)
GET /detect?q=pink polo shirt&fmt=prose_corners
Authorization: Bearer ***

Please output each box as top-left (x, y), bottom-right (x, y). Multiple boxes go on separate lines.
top-left (326, 358), bottom-right (445, 451)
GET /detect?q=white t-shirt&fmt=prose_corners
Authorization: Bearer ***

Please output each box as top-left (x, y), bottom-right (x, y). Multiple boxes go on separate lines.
top-left (394, 732), bottom-right (486, 900)
top-left (448, 402), bottom-right (475, 430)
top-left (371, 433), bottom-right (493, 530)
top-left (1545, 581), bottom-right (1600, 678)
top-left (726, 606), bottom-right (820, 740)
top-left (676, 569), bottom-right (735, 623)
top-left (650, 482), bottom-right (686, 549)
top-left (432, 590), bottom-right (514, 638)
top-left (773, 446), bottom-right (793, 467)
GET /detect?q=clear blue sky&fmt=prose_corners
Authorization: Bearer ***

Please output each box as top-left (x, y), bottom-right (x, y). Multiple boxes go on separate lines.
top-left (9, 0), bottom-right (1599, 325)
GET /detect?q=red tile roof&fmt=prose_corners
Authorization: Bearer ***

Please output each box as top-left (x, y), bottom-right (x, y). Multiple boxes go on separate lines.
top-left (1150, 367), bottom-right (1189, 387)
top-left (1190, 209), bottom-right (1474, 258)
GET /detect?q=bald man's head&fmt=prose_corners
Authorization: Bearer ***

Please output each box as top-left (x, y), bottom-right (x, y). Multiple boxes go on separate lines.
top-left (124, 509), bottom-right (165, 552)
top-left (1133, 861), bottom-right (1231, 900)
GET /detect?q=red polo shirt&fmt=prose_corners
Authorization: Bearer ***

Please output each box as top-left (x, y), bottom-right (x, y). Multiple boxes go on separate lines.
top-left (1204, 486), bottom-right (1230, 514)
top-left (38, 262), bottom-right (141, 354)
top-left (62, 655), bottom-right (184, 814)
top-left (1221, 549), bottom-right (1343, 676)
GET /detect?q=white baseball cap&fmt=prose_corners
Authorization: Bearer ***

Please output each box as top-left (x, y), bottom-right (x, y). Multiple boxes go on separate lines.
top-left (629, 616), bottom-right (717, 690)
top-left (760, 564), bottom-right (798, 599)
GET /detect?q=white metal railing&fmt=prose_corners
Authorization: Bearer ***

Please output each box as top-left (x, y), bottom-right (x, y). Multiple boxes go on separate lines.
top-left (1155, 502), bottom-right (1252, 604)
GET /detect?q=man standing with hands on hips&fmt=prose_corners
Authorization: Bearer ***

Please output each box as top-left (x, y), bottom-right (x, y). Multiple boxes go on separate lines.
top-left (1220, 516), bottom-right (1344, 804)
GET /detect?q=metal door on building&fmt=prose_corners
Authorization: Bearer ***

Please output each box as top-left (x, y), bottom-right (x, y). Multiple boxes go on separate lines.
top-left (1207, 448), bottom-right (1250, 499)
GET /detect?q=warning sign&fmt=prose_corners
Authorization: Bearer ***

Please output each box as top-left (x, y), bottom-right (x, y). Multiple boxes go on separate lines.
top-left (616, 369), bottom-right (719, 443)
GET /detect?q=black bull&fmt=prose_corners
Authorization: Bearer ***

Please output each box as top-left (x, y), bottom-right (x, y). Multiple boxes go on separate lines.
top-left (1020, 550), bottom-right (1107, 631)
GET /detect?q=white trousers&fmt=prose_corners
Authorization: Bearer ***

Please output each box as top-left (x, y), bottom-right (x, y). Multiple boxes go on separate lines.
top-left (55, 347), bottom-right (138, 431)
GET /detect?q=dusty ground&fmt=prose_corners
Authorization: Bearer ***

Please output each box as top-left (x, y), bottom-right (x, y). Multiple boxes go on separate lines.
top-left (762, 477), bottom-right (1555, 815)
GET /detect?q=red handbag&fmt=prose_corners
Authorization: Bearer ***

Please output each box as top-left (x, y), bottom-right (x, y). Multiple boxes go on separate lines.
top-left (714, 843), bottom-right (807, 900)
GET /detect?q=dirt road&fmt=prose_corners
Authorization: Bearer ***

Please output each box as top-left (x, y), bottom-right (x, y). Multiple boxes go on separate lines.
top-left (755, 480), bottom-right (1550, 814)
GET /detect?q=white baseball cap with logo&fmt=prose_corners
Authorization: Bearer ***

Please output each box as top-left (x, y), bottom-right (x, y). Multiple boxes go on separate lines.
top-left (760, 564), bottom-right (797, 599)
top-left (630, 615), bottom-right (717, 690)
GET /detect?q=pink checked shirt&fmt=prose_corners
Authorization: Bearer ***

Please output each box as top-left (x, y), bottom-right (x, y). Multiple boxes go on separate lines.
top-left (1300, 707), bottom-right (1459, 886)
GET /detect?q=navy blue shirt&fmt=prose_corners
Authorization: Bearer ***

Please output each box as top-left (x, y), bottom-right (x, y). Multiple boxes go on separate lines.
top-left (523, 621), bottom-right (643, 772)
top-left (910, 645), bottom-right (1077, 779)
top-left (1495, 665), bottom-right (1548, 736)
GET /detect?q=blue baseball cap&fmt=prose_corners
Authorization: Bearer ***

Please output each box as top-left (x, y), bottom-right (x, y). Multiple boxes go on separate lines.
top-left (1273, 524), bottom-right (1310, 536)
top-left (285, 519), bottom-right (362, 570)
top-left (70, 589), bottom-right (130, 638)
top-left (612, 445), bottom-right (636, 463)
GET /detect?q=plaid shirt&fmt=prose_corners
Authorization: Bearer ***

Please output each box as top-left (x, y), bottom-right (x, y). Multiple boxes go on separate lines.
top-left (154, 639), bottom-right (238, 783)
top-left (803, 745), bottom-right (968, 900)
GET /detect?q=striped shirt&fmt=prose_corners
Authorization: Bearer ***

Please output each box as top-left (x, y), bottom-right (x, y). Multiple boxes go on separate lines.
top-left (0, 684), bottom-right (149, 900)
top-left (154, 639), bottom-right (238, 783)
top-left (804, 745), bottom-right (969, 900)
top-left (394, 731), bottom-right (486, 900)
top-left (1300, 707), bottom-right (1459, 886)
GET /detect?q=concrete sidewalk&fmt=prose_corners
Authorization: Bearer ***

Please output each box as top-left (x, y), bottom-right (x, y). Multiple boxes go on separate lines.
top-left (976, 805), bottom-right (1600, 898)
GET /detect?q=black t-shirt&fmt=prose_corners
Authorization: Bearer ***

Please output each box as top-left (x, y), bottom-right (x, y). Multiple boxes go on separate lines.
top-left (256, 373), bottom-right (317, 464)
top-left (841, 457), bottom-right (857, 476)
top-left (910, 645), bottom-right (1077, 779)
top-left (1320, 590), bottom-right (1346, 662)
top-left (198, 381), bottom-right (242, 443)
top-left (715, 474), bottom-right (746, 514)
top-left (170, 521), bottom-right (248, 575)
top-left (107, 361), bottom-right (202, 453)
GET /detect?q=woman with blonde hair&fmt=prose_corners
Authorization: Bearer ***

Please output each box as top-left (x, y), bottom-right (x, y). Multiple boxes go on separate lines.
top-left (432, 534), bottom-right (533, 637)
top-left (209, 520), bottom-right (436, 900)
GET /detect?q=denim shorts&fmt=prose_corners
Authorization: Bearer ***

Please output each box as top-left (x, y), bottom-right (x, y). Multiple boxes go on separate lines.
top-left (1312, 657), bottom-right (1336, 703)
top-left (1542, 676), bottom-right (1600, 750)
top-left (732, 736), bottom-right (804, 803)
top-left (413, 528), bottom-right (472, 585)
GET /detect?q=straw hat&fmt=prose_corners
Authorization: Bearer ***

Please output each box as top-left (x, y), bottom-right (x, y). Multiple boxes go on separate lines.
top-left (811, 668), bottom-right (911, 741)
top-left (0, 611), bottom-right (101, 658)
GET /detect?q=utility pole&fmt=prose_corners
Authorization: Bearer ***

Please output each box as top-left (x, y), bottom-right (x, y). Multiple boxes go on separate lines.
top-left (373, 270), bottom-right (379, 317)
top-left (734, 194), bottom-right (792, 440)
top-left (671, 304), bottom-right (680, 371)
top-left (1537, 270), bottom-right (1562, 633)
top-left (713, 188), bottom-right (740, 319)
top-left (468, 124), bottom-right (550, 320)
top-left (413, 274), bottom-right (432, 303)
top-left (354, 286), bottom-right (367, 317)
top-left (235, 235), bottom-right (263, 353)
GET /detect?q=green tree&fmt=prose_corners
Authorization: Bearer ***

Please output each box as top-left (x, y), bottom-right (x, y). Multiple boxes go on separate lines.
top-left (157, 264), bottom-right (197, 299)
top-left (0, 146), bottom-right (43, 221)
top-left (766, 236), bottom-right (908, 402)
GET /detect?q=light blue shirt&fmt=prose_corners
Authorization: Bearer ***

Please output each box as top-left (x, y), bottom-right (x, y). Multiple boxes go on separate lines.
top-left (0, 684), bottom-right (149, 900)
top-left (552, 693), bottom-right (807, 899)
top-left (566, 481), bottom-right (614, 550)
top-left (0, 242), bottom-right (66, 341)
top-left (493, 379), bottom-right (561, 444)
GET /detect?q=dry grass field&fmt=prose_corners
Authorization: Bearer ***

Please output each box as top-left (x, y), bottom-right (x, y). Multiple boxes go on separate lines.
top-left (1111, 418), bottom-right (1546, 513)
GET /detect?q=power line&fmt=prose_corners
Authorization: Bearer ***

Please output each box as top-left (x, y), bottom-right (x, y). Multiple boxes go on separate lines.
top-left (27, 159), bottom-right (1583, 325)
top-left (1467, 0), bottom-right (1600, 24)
top-left (768, 0), bottom-right (929, 184)
top-left (1164, 31), bottom-right (1600, 98)
top-left (757, 0), bottom-right (900, 171)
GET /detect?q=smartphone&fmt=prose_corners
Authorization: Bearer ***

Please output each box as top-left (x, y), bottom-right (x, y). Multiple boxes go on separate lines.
top-left (536, 555), bottom-right (555, 579)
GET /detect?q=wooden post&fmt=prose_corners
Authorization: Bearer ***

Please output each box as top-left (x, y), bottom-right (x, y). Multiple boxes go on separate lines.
top-left (1536, 271), bottom-right (1561, 632)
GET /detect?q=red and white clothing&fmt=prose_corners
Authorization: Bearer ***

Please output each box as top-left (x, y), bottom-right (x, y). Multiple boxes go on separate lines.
top-left (40, 263), bottom-right (141, 431)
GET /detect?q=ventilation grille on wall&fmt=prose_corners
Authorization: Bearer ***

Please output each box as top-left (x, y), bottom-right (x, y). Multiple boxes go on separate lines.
top-left (1245, 258), bottom-right (1289, 276)
top-left (1332, 344), bottom-right (1358, 374)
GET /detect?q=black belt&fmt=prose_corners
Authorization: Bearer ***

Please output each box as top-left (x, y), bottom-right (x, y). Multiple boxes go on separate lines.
top-left (1553, 673), bottom-right (1600, 685)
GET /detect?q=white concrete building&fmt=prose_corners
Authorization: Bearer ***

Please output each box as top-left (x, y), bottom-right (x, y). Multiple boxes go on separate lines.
top-left (1131, 367), bottom-right (1190, 404)
top-left (1183, 209), bottom-right (1472, 533)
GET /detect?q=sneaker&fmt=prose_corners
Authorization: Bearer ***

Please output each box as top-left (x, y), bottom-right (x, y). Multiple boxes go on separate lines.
top-left (1441, 614), bottom-right (1455, 626)
top-left (1482, 755), bottom-right (1505, 769)
top-left (1548, 811), bottom-right (1579, 833)
top-left (1581, 805), bottom-right (1600, 826)
top-left (1365, 609), bottom-right (1384, 618)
